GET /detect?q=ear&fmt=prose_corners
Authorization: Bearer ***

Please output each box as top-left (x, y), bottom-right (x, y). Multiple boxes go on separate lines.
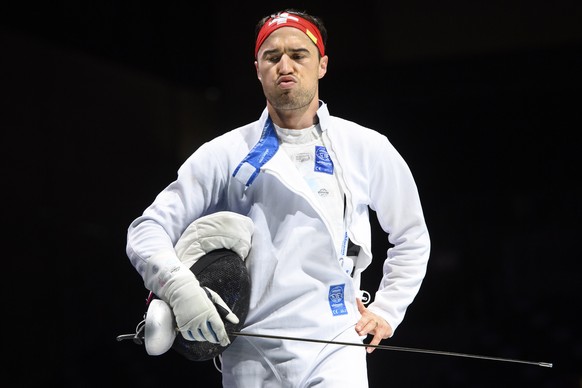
top-left (318, 55), bottom-right (328, 79)
top-left (255, 61), bottom-right (261, 80)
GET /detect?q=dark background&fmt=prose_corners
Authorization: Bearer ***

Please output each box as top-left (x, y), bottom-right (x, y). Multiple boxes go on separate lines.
top-left (3, 1), bottom-right (581, 387)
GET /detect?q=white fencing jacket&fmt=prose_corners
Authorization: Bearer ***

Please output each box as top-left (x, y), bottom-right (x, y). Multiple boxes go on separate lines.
top-left (126, 101), bottom-right (430, 345)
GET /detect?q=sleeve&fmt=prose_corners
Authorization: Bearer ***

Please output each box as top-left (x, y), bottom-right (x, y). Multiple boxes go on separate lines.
top-left (366, 134), bottom-right (431, 334)
top-left (125, 140), bottom-right (231, 281)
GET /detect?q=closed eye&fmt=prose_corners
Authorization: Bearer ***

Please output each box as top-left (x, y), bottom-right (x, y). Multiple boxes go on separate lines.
top-left (263, 48), bottom-right (312, 63)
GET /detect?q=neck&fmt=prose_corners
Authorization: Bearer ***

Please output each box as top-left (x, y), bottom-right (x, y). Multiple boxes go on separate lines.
top-left (267, 98), bottom-right (320, 129)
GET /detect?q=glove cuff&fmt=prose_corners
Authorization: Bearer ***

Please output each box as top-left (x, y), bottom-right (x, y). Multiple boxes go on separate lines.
top-left (144, 248), bottom-right (190, 296)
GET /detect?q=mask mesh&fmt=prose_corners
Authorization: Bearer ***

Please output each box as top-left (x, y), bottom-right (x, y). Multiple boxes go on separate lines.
top-left (171, 248), bottom-right (251, 361)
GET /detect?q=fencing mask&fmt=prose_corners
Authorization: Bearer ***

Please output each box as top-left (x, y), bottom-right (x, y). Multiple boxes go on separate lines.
top-left (119, 212), bottom-right (253, 361)
top-left (171, 247), bottom-right (251, 361)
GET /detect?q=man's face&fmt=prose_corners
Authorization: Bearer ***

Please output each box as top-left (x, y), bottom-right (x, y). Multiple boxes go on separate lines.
top-left (255, 27), bottom-right (328, 112)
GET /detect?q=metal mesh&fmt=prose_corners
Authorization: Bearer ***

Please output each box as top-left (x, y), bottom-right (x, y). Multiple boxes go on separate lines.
top-left (171, 248), bottom-right (251, 361)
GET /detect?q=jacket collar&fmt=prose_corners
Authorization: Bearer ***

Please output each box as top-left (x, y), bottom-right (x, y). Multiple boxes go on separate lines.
top-left (233, 100), bottom-right (331, 188)
top-left (316, 100), bottom-right (331, 132)
top-left (257, 100), bottom-right (330, 132)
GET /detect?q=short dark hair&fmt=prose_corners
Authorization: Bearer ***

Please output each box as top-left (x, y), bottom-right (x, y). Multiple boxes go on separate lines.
top-left (255, 9), bottom-right (328, 50)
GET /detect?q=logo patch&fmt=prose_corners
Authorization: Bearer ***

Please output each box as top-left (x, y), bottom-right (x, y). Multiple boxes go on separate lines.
top-left (295, 152), bottom-right (312, 163)
top-left (314, 145), bottom-right (334, 175)
top-left (329, 284), bottom-right (348, 316)
top-left (269, 12), bottom-right (299, 26)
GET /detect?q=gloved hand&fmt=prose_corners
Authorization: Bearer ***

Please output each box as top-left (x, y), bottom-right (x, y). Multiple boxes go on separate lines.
top-left (145, 249), bottom-right (238, 346)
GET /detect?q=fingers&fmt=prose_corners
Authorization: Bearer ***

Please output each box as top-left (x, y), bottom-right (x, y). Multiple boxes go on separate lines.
top-left (205, 287), bottom-right (240, 324)
top-left (366, 332), bottom-right (383, 354)
top-left (214, 304), bottom-right (240, 324)
top-left (180, 312), bottom-right (231, 346)
top-left (204, 288), bottom-right (238, 346)
top-left (355, 298), bottom-right (377, 334)
top-left (355, 297), bottom-right (394, 353)
top-left (178, 287), bottom-right (236, 346)
top-left (355, 317), bottom-right (379, 336)
top-left (356, 319), bottom-right (382, 354)
top-left (208, 310), bottom-right (233, 346)
top-left (356, 297), bottom-right (366, 313)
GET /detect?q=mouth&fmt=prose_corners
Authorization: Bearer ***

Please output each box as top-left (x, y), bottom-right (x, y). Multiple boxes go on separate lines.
top-left (277, 76), bottom-right (296, 89)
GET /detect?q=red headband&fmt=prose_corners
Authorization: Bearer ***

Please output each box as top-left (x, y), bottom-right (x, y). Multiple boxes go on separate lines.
top-left (255, 12), bottom-right (325, 58)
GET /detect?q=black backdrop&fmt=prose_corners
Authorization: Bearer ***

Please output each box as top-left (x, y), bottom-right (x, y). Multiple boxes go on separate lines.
top-left (3, 1), bottom-right (581, 387)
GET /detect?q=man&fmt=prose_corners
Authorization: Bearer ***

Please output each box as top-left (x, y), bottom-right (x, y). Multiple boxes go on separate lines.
top-left (126, 9), bottom-right (430, 387)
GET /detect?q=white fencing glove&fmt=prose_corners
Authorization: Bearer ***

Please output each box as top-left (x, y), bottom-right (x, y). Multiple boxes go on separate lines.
top-left (144, 211), bottom-right (254, 350)
top-left (144, 249), bottom-right (237, 347)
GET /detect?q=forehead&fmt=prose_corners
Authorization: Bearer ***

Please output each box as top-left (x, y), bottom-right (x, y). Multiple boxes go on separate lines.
top-left (261, 26), bottom-right (314, 51)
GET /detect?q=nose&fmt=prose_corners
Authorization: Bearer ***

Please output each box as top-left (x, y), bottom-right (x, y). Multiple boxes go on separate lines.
top-left (277, 54), bottom-right (293, 74)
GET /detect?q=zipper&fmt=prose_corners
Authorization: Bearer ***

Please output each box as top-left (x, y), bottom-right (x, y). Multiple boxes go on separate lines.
top-left (262, 167), bottom-right (339, 250)
top-left (322, 130), bottom-right (372, 262)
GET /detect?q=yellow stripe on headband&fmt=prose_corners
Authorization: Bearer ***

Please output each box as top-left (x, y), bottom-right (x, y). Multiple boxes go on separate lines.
top-left (305, 29), bottom-right (318, 45)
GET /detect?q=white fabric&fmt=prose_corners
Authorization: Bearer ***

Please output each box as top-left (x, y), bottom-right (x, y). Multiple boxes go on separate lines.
top-left (221, 325), bottom-right (368, 387)
top-left (174, 211), bottom-right (254, 268)
top-left (127, 101), bottom-right (430, 385)
top-left (275, 124), bottom-right (345, 255)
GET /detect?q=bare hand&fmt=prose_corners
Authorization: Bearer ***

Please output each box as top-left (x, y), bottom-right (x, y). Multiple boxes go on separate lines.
top-left (355, 298), bottom-right (393, 353)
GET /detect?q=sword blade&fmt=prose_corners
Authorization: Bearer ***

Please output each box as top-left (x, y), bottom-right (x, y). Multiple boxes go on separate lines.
top-left (229, 331), bottom-right (552, 368)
